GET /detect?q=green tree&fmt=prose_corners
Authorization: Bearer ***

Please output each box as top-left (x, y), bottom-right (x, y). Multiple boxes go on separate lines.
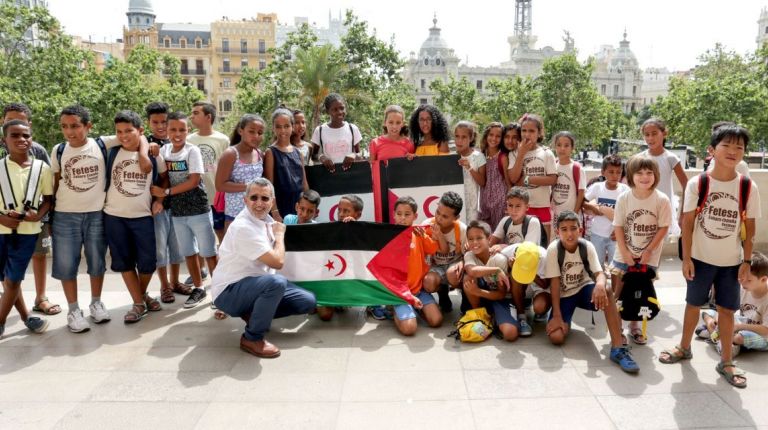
top-left (652, 44), bottom-right (768, 154)
top-left (430, 76), bottom-right (486, 127)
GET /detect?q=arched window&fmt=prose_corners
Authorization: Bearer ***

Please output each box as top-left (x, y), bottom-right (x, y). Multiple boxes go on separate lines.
top-left (223, 100), bottom-right (233, 112)
top-left (180, 38), bottom-right (187, 49)
top-left (436, 58), bottom-right (441, 66)
top-left (424, 58), bottom-right (429, 65)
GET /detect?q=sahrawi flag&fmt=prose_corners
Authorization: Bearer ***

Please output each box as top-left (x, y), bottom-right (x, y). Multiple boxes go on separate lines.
top-left (280, 221), bottom-right (417, 307)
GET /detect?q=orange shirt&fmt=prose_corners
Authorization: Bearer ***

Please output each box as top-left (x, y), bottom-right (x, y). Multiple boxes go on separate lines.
top-left (406, 227), bottom-right (439, 294)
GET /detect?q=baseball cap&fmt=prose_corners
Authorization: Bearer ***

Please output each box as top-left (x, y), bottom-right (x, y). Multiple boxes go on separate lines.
top-left (511, 241), bottom-right (540, 285)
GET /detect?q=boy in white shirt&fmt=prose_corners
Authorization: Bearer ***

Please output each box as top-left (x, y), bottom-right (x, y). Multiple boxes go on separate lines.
top-left (105, 111), bottom-right (166, 323)
top-left (582, 155), bottom-right (628, 270)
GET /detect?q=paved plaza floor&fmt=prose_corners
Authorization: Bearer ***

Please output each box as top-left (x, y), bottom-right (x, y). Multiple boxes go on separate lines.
top-left (0, 257), bottom-right (765, 430)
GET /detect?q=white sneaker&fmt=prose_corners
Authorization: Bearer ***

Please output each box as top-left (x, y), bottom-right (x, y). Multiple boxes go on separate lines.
top-left (67, 310), bottom-right (91, 333)
top-left (89, 301), bottom-right (111, 324)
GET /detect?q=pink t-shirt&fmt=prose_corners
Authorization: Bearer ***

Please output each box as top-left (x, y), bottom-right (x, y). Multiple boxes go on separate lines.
top-left (369, 136), bottom-right (415, 161)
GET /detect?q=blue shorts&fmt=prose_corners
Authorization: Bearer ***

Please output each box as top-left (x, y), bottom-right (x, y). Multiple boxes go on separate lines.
top-left (551, 283), bottom-right (597, 324)
top-left (686, 259), bottom-right (740, 311)
top-left (393, 290), bottom-right (437, 321)
top-left (211, 205), bottom-right (225, 230)
top-left (224, 214), bottom-right (236, 222)
top-left (154, 210), bottom-right (184, 267)
top-left (105, 214), bottom-right (157, 274)
top-left (51, 211), bottom-right (107, 280)
top-left (484, 298), bottom-right (520, 328)
top-left (173, 211), bottom-right (217, 258)
top-left (0, 234), bottom-right (37, 282)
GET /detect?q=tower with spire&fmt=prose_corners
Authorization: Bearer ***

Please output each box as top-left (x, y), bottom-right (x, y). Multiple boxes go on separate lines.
top-left (758, 7), bottom-right (768, 49)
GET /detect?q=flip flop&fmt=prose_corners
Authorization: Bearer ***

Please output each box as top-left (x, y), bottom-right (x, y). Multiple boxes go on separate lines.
top-left (32, 297), bottom-right (62, 315)
top-left (630, 328), bottom-right (647, 345)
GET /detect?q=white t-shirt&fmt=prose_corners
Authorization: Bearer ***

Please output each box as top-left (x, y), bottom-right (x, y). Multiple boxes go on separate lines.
top-left (492, 215), bottom-right (542, 245)
top-left (210, 209), bottom-right (277, 301)
top-left (708, 159), bottom-right (750, 177)
top-left (544, 239), bottom-right (603, 298)
top-left (612, 189), bottom-right (672, 267)
top-left (641, 149), bottom-right (680, 205)
top-left (463, 252), bottom-right (508, 286)
top-left (552, 161), bottom-right (586, 217)
top-left (311, 122), bottom-right (363, 164)
top-left (682, 174), bottom-right (760, 266)
top-left (421, 219), bottom-right (467, 267)
top-left (508, 145), bottom-right (556, 208)
top-left (51, 137), bottom-right (117, 213)
top-left (500, 243), bottom-right (548, 280)
top-left (460, 149), bottom-right (487, 222)
top-left (187, 130), bottom-right (229, 206)
top-left (104, 149), bottom-right (166, 218)
top-left (585, 181), bottom-right (630, 238)
top-left (738, 289), bottom-right (768, 334)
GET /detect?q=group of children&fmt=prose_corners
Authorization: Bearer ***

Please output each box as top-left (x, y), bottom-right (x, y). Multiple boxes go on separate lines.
top-left (0, 95), bottom-right (764, 388)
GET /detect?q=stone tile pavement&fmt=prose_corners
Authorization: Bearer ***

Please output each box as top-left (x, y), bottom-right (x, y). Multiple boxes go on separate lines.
top-left (0, 257), bottom-right (765, 429)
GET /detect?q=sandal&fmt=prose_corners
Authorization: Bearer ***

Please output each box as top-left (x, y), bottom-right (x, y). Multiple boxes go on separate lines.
top-left (171, 282), bottom-right (193, 295)
top-left (160, 287), bottom-right (175, 304)
top-left (32, 296), bottom-right (62, 315)
top-left (143, 294), bottom-right (162, 312)
top-left (716, 361), bottom-right (747, 388)
top-left (214, 310), bottom-right (228, 320)
top-left (124, 304), bottom-right (147, 324)
top-left (630, 328), bottom-right (647, 345)
top-left (658, 345), bottom-right (692, 364)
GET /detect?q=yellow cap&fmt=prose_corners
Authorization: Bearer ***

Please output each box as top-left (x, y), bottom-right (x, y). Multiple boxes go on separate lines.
top-left (512, 242), bottom-right (540, 285)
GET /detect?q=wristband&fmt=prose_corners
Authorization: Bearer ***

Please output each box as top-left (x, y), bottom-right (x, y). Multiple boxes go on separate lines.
top-left (743, 259), bottom-right (752, 265)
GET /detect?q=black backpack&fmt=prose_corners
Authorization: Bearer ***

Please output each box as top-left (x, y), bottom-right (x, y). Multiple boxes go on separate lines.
top-left (503, 214), bottom-right (548, 248)
top-left (618, 263), bottom-right (660, 322)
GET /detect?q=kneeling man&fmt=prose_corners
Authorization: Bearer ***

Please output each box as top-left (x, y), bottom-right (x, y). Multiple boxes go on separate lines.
top-left (210, 178), bottom-right (316, 358)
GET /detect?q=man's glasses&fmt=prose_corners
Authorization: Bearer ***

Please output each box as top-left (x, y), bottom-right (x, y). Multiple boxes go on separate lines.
top-left (248, 195), bottom-right (272, 202)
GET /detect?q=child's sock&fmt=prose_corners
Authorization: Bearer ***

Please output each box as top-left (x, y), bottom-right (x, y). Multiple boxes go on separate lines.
top-left (68, 302), bottom-right (80, 314)
top-left (91, 296), bottom-right (101, 305)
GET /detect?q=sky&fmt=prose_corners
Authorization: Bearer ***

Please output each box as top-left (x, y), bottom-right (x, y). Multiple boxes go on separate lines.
top-left (48, 0), bottom-right (768, 71)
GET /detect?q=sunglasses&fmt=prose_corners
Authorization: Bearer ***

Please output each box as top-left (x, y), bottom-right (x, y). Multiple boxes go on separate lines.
top-left (248, 195), bottom-right (272, 202)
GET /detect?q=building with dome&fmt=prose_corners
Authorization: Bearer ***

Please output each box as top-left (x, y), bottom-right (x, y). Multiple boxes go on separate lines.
top-left (403, 0), bottom-right (573, 107)
top-left (591, 31), bottom-right (643, 113)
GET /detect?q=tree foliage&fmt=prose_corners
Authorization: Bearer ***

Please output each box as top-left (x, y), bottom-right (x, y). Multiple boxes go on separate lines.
top-left (235, 10), bottom-right (415, 148)
top-left (652, 44), bottom-right (768, 155)
top-left (0, 3), bottom-right (202, 148)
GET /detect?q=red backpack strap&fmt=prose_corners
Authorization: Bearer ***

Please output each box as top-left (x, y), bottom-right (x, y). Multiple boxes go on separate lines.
top-left (696, 172), bottom-right (709, 215)
top-left (739, 174), bottom-right (750, 217)
top-left (572, 162), bottom-right (581, 189)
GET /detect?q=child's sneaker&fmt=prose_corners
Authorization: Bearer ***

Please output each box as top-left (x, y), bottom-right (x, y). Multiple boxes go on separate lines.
top-left (610, 346), bottom-right (640, 373)
top-left (519, 319), bottom-right (533, 337)
top-left (184, 287), bottom-right (207, 308)
top-left (89, 301), bottom-right (111, 324)
top-left (695, 324), bottom-right (711, 340)
top-left (367, 305), bottom-right (391, 320)
top-left (183, 269), bottom-right (209, 287)
top-left (67, 309), bottom-right (91, 333)
top-left (24, 316), bottom-right (49, 334)
top-left (534, 312), bottom-right (549, 324)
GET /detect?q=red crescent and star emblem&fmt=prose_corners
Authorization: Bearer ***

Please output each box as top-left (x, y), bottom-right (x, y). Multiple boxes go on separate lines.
top-left (423, 195), bottom-right (438, 218)
top-left (329, 204), bottom-right (339, 222)
top-left (324, 253), bottom-right (348, 277)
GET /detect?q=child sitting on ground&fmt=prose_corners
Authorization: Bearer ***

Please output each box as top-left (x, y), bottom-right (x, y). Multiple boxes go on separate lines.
top-left (696, 251), bottom-right (768, 358)
top-left (391, 196), bottom-right (443, 335)
top-left (283, 190), bottom-right (321, 225)
top-left (545, 210), bottom-right (639, 373)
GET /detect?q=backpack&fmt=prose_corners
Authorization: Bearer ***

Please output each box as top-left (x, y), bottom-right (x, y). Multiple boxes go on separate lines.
top-left (696, 172), bottom-right (751, 241)
top-left (618, 263), bottom-right (660, 339)
top-left (556, 238), bottom-right (595, 283)
top-left (0, 157), bottom-right (45, 212)
top-left (503, 214), bottom-right (548, 248)
top-left (56, 136), bottom-right (108, 167)
top-left (103, 146), bottom-right (159, 192)
top-left (448, 307), bottom-right (493, 342)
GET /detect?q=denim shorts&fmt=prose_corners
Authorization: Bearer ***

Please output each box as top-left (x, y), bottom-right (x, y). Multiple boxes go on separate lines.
top-left (154, 210), bottom-right (184, 267)
top-left (105, 214), bottom-right (157, 274)
top-left (173, 211), bottom-right (217, 258)
top-left (686, 259), bottom-right (740, 311)
top-left (590, 234), bottom-right (615, 270)
top-left (0, 234), bottom-right (38, 282)
top-left (484, 298), bottom-right (520, 328)
top-left (550, 283), bottom-right (597, 324)
top-left (51, 211), bottom-right (107, 280)
top-left (394, 290), bottom-right (438, 321)
top-left (211, 205), bottom-right (225, 230)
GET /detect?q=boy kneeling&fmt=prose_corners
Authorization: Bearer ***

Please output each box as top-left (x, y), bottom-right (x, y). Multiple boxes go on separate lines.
top-left (545, 210), bottom-right (639, 373)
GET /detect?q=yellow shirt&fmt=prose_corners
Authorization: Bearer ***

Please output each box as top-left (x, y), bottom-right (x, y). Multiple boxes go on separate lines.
top-left (0, 158), bottom-right (53, 234)
top-left (415, 144), bottom-right (441, 156)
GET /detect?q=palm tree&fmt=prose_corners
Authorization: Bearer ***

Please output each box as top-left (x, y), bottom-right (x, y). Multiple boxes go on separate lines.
top-left (291, 44), bottom-right (346, 131)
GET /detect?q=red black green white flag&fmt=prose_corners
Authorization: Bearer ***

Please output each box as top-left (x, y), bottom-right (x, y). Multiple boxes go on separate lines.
top-left (280, 222), bottom-right (416, 307)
